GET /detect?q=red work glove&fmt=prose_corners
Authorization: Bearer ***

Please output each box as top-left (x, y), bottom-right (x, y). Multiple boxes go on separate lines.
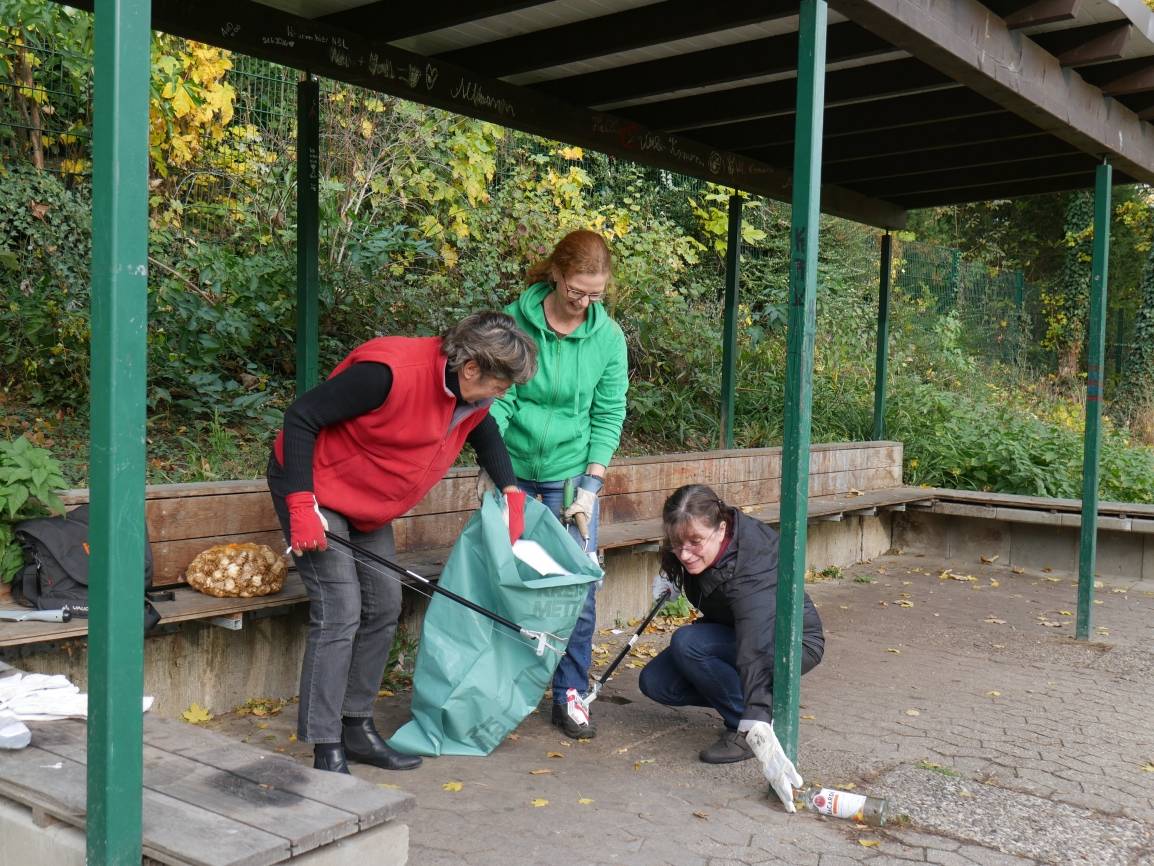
top-left (504, 489), bottom-right (525, 545)
top-left (285, 492), bottom-right (329, 555)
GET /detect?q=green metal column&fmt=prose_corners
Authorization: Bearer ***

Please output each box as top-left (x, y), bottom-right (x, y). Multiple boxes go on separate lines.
top-left (720, 193), bottom-right (743, 449)
top-left (1076, 160), bottom-right (1112, 641)
top-left (87, 0), bottom-right (151, 861)
top-left (296, 74), bottom-right (320, 395)
top-left (771, 0), bottom-right (826, 761)
top-left (872, 232), bottom-right (893, 441)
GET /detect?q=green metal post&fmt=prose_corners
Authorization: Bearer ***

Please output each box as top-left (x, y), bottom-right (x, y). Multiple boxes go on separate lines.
top-left (1077, 160), bottom-right (1112, 641)
top-left (720, 193), bottom-right (743, 449)
top-left (87, 0), bottom-right (151, 861)
top-left (296, 74), bottom-right (320, 395)
top-left (771, 0), bottom-right (826, 761)
top-left (872, 232), bottom-right (893, 441)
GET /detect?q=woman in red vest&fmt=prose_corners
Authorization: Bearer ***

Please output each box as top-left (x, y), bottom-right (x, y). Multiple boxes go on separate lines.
top-left (268, 311), bottom-right (537, 774)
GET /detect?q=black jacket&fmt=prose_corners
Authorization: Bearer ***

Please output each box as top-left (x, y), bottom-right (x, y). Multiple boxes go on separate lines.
top-left (680, 509), bottom-right (825, 725)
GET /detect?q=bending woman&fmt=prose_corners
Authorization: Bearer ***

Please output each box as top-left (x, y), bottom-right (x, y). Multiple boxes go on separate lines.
top-left (640, 485), bottom-right (825, 805)
top-left (267, 312), bottom-right (536, 774)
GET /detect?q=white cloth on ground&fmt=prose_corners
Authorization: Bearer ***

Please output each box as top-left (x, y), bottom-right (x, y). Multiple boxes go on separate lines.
top-left (0, 668), bottom-right (153, 721)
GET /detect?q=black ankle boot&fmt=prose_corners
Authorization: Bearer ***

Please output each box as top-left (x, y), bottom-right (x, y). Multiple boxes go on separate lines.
top-left (341, 717), bottom-right (422, 771)
top-left (313, 743), bottom-right (350, 774)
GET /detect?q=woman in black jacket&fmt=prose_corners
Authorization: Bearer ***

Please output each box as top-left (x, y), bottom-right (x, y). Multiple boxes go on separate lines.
top-left (639, 484), bottom-right (825, 771)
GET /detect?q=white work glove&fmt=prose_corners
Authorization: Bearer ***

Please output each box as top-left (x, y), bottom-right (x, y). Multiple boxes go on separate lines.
top-left (746, 721), bottom-right (803, 812)
top-left (475, 469), bottom-right (498, 504)
top-left (562, 485), bottom-right (597, 524)
top-left (651, 573), bottom-right (681, 602)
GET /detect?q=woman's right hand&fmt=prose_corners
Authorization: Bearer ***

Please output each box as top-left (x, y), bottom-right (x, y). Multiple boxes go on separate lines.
top-left (651, 573), bottom-right (680, 602)
top-left (285, 492), bottom-right (329, 555)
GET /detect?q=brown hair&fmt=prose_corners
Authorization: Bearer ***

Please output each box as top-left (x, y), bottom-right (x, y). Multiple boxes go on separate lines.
top-left (441, 311), bottom-right (538, 384)
top-left (526, 229), bottom-right (613, 286)
top-left (658, 484), bottom-right (730, 582)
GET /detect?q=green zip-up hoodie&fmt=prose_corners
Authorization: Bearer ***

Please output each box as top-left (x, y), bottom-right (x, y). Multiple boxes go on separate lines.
top-left (489, 282), bottom-right (629, 481)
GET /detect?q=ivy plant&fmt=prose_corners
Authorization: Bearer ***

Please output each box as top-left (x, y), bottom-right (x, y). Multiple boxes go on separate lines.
top-left (0, 434), bottom-right (66, 583)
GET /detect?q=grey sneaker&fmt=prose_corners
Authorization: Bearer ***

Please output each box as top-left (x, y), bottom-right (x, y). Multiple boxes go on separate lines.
top-left (699, 729), bottom-right (754, 764)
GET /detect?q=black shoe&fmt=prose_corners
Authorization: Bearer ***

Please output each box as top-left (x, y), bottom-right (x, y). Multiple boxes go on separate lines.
top-left (313, 743), bottom-right (351, 774)
top-left (341, 717), bottom-right (423, 770)
top-left (700, 729), bottom-right (754, 764)
top-left (551, 702), bottom-right (597, 739)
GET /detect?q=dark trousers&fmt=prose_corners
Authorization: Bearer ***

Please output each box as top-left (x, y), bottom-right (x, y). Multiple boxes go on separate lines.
top-left (639, 621), bottom-right (821, 730)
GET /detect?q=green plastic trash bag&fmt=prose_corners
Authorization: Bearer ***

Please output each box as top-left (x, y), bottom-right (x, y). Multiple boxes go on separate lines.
top-left (387, 492), bottom-right (602, 757)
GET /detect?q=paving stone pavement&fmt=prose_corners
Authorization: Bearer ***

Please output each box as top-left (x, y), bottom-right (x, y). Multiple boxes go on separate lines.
top-left (209, 555), bottom-right (1154, 866)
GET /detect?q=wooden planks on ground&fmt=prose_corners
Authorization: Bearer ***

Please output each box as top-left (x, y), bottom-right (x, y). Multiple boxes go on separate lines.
top-left (4, 717), bottom-right (414, 866)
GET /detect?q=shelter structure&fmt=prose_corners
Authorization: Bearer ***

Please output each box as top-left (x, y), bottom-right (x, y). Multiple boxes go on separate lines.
top-left (50, 0), bottom-right (1154, 860)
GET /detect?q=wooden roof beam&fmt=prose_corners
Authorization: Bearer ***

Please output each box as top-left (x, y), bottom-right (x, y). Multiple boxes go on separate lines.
top-left (622, 57), bottom-right (953, 132)
top-left (892, 171), bottom-right (1133, 209)
top-left (317, 1), bottom-right (547, 42)
top-left (1029, 21), bottom-right (1132, 68)
top-left (847, 152), bottom-right (1098, 197)
top-left (533, 22), bottom-right (891, 107)
top-left (1002, 0), bottom-right (1081, 30)
top-left (823, 134), bottom-right (1076, 183)
top-left (437, 0), bottom-right (797, 79)
top-left (744, 114), bottom-right (1043, 166)
top-left (831, 0), bottom-right (1154, 185)
top-left (58, 0), bottom-right (906, 229)
top-left (697, 89), bottom-right (1003, 151)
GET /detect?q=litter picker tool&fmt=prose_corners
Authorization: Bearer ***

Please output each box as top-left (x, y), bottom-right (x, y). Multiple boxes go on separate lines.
top-left (323, 531), bottom-right (564, 657)
top-left (0, 608), bottom-right (72, 623)
top-left (565, 588), bottom-right (671, 727)
top-left (562, 478), bottom-right (591, 552)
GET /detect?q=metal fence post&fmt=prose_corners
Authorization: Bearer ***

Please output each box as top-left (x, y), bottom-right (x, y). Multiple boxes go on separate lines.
top-left (296, 73), bottom-right (320, 396)
top-left (772, 0), bottom-right (826, 761)
top-left (872, 232), bottom-right (893, 441)
top-left (88, 0), bottom-right (151, 861)
top-left (720, 194), bottom-right (743, 449)
top-left (1077, 160), bottom-right (1112, 641)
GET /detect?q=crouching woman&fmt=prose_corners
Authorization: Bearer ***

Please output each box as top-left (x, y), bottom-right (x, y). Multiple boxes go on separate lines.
top-left (639, 484), bottom-right (825, 781)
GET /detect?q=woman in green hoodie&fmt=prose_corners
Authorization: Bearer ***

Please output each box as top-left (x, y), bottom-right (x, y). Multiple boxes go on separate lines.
top-left (489, 229), bottom-right (629, 739)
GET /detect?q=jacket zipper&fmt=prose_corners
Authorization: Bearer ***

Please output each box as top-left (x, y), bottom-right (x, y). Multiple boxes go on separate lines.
top-left (531, 333), bottom-right (561, 480)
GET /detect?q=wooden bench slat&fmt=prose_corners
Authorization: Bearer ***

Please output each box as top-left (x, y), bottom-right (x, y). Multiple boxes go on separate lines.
top-left (32, 720), bottom-right (359, 858)
top-left (2, 736), bottom-right (290, 866)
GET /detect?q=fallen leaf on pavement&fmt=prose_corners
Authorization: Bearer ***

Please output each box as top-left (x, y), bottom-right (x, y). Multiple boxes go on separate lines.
top-left (1141, 762), bottom-right (1154, 773)
top-left (980, 554), bottom-right (999, 563)
top-left (801, 714), bottom-right (816, 720)
top-left (958, 789), bottom-right (974, 798)
top-left (895, 599), bottom-right (914, 608)
top-left (984, 617), bottom-right (1006, 624)
top-left (547, 752), bottom-right (565, 759)
top-left (442, 781), bottom-right (463, 792)
top-left (886, 648), bottom-right (901, 654)
top-left (633, 759), bottom-right (656, 770)
top-left (181, 703), bottom-right (213, 724)
top-left (377, 783), bottom-right (400, 789)
top-left (693, 811), bottom-right (709, 819)
top-left (858, 839), bottom-right (880, 848)
top-left (1011, 566), bottom-right (1025, 574)
top-left (989, 579), bottom-right (1000, 588)
top-left (986, 691), bottom-right (1001, 697)
top-left (529, 768), bottom-right (552, 775)
top-left (1059, 610), bottom-right (1073, 616)
top-left (531, 799), bottom-right (549, 807)
top-left (578, 798), bottom-right (594, 805)
top-left (615, 747), bottom-right (629, 754)
top-left (905, 709), bottom-right (921, 716)
top-left (507, 733), bottom-right (520, 741)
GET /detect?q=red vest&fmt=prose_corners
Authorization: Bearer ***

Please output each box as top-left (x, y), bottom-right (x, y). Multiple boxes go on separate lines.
top-left (276, 337), bottom-right (489, 531)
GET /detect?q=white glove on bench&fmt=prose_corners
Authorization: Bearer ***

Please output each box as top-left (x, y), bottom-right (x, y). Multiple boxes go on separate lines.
top-left (746, 720), bottom-right (803, 812)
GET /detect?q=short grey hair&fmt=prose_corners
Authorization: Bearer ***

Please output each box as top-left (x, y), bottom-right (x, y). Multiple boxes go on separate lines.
top-left (442, 311), bottom-right (537, 384)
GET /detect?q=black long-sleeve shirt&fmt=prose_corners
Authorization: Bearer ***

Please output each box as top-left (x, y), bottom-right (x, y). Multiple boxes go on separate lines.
top-left (274, 362), bottom-right (515, 495)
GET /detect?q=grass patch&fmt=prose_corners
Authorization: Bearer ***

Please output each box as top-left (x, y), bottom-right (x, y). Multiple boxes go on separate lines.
top-left (916, 760), bottom-right (961, 777)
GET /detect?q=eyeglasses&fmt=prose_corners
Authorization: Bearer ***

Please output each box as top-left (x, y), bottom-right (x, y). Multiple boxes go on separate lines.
top-left (559, 276), bottom-right (605, 304)
top-left (670, 524), bottom-right (721, 555)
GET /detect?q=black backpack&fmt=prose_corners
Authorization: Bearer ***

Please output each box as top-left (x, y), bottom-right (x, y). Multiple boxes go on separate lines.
top-left (12, 504), bottom-right (160, 630)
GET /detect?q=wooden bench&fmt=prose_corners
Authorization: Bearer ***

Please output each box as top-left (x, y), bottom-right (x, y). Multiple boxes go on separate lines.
top-left (0, 714), bottom-right (413, 865)
top-left (0, 441), bottom-right (918, 648)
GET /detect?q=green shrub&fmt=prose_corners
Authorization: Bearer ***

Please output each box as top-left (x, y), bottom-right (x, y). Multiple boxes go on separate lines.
top-left (0, 434), bottom-right (66, 583)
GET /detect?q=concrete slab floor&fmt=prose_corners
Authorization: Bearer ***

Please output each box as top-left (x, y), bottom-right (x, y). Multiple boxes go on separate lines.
top-left (200, 555), bottom-right (1154, 866)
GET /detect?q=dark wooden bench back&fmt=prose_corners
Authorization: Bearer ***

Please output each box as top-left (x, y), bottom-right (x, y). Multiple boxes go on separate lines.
top-left (57, 442), bottom-right (903, 587)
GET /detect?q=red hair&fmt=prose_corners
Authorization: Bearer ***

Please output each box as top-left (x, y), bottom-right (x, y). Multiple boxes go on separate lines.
top-left (527, 229), bottom-right (613, 285)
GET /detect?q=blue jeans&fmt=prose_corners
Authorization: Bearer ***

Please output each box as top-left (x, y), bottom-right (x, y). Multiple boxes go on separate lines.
top-left (516, 477), bottom-right (600, 706)
top-left (639, 621), bottom-right (821, 730)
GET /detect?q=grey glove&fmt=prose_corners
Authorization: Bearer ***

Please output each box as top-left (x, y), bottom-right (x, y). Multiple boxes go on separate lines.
top-left (651, 573), bottom-right (681, 602)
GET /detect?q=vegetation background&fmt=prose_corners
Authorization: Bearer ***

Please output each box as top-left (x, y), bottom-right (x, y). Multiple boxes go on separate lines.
top-left (4, 2), bottom-right (1154, 582)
